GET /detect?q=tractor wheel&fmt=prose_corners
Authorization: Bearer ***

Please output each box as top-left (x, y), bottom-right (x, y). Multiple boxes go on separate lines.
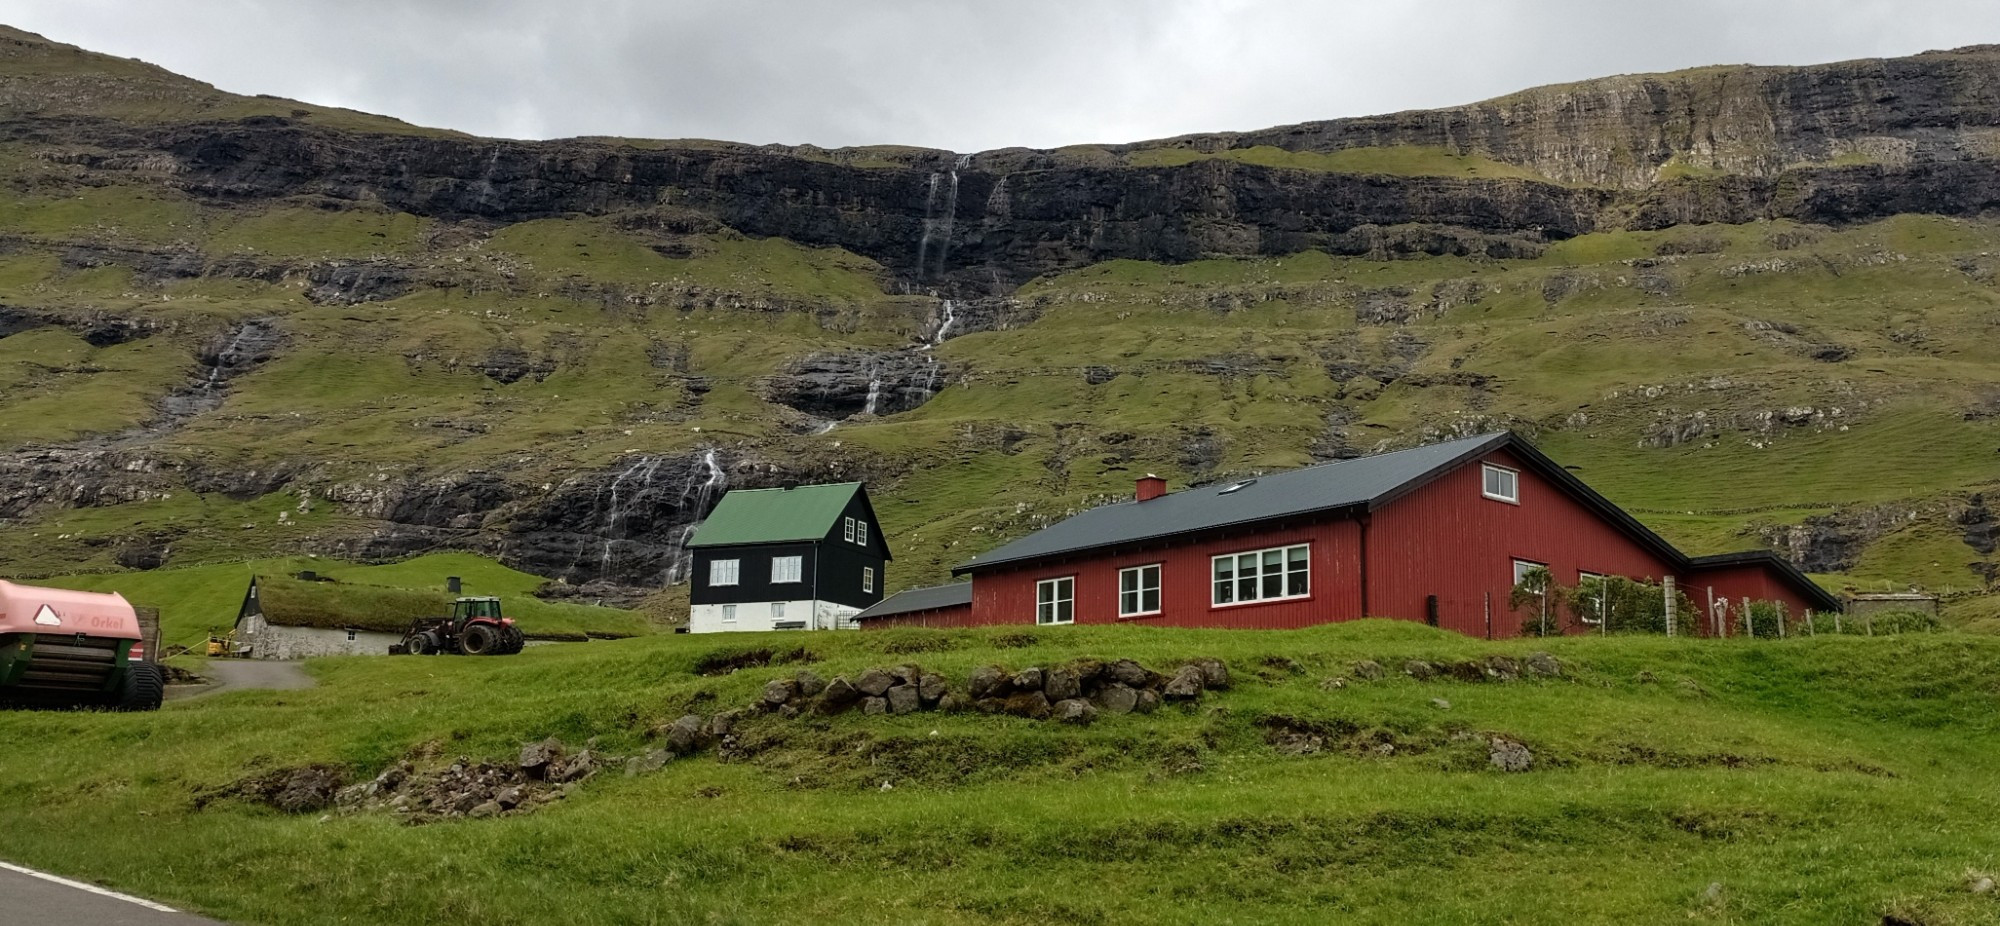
top-left (117, 662), bottom-right (165, 712)
top-left (460, 622), bottom-right (500, 656)
top-left (501, 625), bottom-right (525, 654)
top-left (404, 632), bottom-right (432, 656)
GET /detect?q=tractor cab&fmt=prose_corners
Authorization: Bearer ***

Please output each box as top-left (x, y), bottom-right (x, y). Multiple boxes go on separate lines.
top-left (451, 596), bottom-right (507, 625)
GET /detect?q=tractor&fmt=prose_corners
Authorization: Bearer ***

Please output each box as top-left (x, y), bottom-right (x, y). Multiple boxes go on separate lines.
top-left (394, 596), bottom-right (525, 656)
top-left (0, 580), bottom-right (164, 711)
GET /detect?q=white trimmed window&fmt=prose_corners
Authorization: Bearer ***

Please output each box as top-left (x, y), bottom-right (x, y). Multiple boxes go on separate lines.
top-left (1482, 463), bottom-right (1519, 504)
top-left (1212, 544), bottom-right (1309, 606)
top-left (844, 517), bottom-right (856, 542)
top-left (1037, 577), bottom-right (1074, 625)
top-left (1577, 571), bottom-right (1607, 624)
top-left (771, 555), bottom-right (803, 584)
top-left (721, 604), bottom-right (737, 622)
top-left (771, 601), bottom-right (786, 620)
top-left (856, 521), bottom-right (869, 546)
top-left (1513, 559), bottom-right (1549, 589)
top-left (1119, 564), bottom-right (1162, 617)
top-left (863, 567), bottom-right (875, 594)
top-left (708, 558), bottom-right (740, 586)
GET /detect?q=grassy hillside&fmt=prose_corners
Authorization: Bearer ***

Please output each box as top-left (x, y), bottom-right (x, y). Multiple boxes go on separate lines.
top-left (42, 553), bottom-right (655, 645)
top-left (0, 623), bottom-right (1994, 924)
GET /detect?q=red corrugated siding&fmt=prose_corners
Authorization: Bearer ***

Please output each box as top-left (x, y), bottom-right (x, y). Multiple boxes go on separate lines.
top-left (969, 519), bottom-right (1364, 629)
top-left (1687, 564), bottom-right (1821, 634)
top-left (1365, 449), bottom-right (1682, 639)
top-left (859, 604), bottom-right (977, 630)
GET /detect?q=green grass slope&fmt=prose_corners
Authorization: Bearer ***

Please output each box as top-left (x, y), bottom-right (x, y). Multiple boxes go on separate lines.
top-left (0, 623), bottom-right (1994, 924)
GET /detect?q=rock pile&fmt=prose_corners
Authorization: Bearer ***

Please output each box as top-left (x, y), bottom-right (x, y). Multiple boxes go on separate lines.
top-left (1393, 653), bottom-right (1560, 683)
top-left (332, 737), bottom-right (604, 823)
top-left (202, 763), bottom-right (348, 814)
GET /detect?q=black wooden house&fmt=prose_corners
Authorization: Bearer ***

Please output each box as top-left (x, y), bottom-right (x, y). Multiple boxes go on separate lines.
top-left (684, 482), bottom-right (889, 632)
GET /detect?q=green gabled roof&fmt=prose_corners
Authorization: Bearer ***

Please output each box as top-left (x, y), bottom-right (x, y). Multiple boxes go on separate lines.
top-left (687, 482), bottom-right (863, 548)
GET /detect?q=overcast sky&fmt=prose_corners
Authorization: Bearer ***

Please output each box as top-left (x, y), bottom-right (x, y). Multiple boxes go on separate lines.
top-left (0, 1), bottom-right (1989, 151)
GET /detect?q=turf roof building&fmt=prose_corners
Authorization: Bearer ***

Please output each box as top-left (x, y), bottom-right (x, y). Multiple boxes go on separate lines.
top-left (233, 575), bottom-right (416, 659)
top-left (685, 482), bottom-right (889, 633)
top-left (858, 431), bottom-right (1838, 637)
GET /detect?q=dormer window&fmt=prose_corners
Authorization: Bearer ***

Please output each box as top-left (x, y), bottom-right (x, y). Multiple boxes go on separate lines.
top-left (843, 517), bottom-right (856, 542)
top-left (1482, 464), bottom-right (1519, 504)
top-left (856, 521), bottom-right (868, 546)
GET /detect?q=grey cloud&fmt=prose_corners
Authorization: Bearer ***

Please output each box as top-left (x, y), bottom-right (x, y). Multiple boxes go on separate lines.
top-left (0, 0), bottom-right (1989, 150)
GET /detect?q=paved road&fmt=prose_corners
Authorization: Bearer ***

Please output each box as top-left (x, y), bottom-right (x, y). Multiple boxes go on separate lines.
top-left (165, 660), bottom-right (315, 702)
top-left (0, 861), bottom-right (225, 925)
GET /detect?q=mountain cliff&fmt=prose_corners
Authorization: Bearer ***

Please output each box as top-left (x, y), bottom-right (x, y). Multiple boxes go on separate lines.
top-left (2, 24), bottom-right (1998, 620)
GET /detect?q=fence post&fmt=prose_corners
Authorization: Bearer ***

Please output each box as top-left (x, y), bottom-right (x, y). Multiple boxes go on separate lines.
top-left (1834, 609), bottom-right (1842, 634)
top-left (1706, 586), bottom-right (1717, 637)
top-left (1663, 576), bottom-right (1677, 638)
top-left (1483, 592), bottom-right (1492, 640)
top-left (1741, 597), bottom-right (1753, 638)
top-left (1776, 602), bottom-right (1786, 639)
top-left (1805, 609), bottom-right (1814, 636)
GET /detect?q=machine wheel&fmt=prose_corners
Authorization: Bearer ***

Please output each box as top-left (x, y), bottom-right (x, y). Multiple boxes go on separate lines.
top-left (404, 632), bottom-right (432, 656)
top-left (500, 625), bottom-right (525, 654)
top-left (460, 622), bottom-right (500, 656)
top-left (117, 662), bottom-right (164, 712)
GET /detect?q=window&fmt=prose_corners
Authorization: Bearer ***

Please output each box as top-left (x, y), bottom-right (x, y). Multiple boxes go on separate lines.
top-left (844, 516), bottom-right (856, 542)
top-left (1483, 464), bottom-right (1519, 504)
top-left (345, 629), bottom-right (358, 641)
top-left (1211, 544), bottom-right (1309, 606)
top-left (771, 555), bottom-right (803, 584)
top-left (863, 567), bottom-right (875, 594)
top-left (721, 604), bottom-right (736, 622)
top-left (708, 558), bottom-right (740, 586)
top-left (1120, 564), bottom-right (1162, 617)
top-left (1037, 577), bottom-right (1074, 625)
top-left (771, 601), bottom-right (786, 620)
top-left (856, 521), bottom-right (869, 546)
top-left (1577, 571), bottom-right (1607, 624)
top-left (1513, 559), bottom-right (1547, 586)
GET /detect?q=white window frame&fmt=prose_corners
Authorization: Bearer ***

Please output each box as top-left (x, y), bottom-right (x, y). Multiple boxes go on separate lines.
top-left (721, 604), bottom-right (737, 622)
top-left (843, 516), bottom-right (856, 542)
top-left (1119, 563), bottom-right (1162, 617)
top-left (856, 520), bottom-right (869, 546)
top-left (1513, 559), bottom-right (1547, 586)
top-left (771, 601), bottom-right (786, 620)
top-left (863, 567), bottom-right (875, 594)
top-left (345, 629), bottom-right (358, 641)
top-left (1211, 544), bottom-right (1310, 607)
top-left (1577, 571), bottom-right (1607, 625)
top-left (708, 558), bottom-right (740, 587)
top-left (1036, 576), bottom-right (1075, 625)
top-left (771, 555), bottom-right (803, 584)
top-left (1482, 463), bottom-right (1519, 504)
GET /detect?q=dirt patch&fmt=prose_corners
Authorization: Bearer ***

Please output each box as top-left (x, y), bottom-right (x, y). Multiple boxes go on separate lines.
top-left (199, 763), bottom-right (347, 813)
top-left (693, 646), bottom-right (818, 676)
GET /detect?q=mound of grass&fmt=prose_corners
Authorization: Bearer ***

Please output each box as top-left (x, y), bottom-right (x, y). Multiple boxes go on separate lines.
top-left (0, 624), bottom-right (1995, 923)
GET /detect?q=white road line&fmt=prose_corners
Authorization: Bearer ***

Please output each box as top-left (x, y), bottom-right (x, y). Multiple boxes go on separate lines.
top-left (0, 860), bottom-right (181, 913)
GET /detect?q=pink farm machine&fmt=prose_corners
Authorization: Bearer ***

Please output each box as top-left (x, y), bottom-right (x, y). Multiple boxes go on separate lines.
top-left (0, 580), bottom-right (163, 711)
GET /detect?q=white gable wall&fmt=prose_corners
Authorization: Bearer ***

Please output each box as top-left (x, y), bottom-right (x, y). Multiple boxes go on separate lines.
top-left (689, 599), bottom-right (861, 633)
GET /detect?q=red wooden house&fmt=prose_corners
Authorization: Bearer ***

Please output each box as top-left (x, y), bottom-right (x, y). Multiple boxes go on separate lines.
top-left (857, 431), bottom-right (1837, 637)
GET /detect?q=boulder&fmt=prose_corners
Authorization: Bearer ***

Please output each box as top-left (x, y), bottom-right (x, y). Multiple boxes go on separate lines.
top-left (1043, 666), bottom-right (1082, 701)
top-left (999, 691), bottom-right (1052, 719)
top-left (1403, 660), bottom-right (1439, 680)
top-left (470, 800), bottom-right (503, 818)
top-left (1106, 659), bottom-right (1154, 688)
top-left (1351, 660), bottom-right (1385, 681)
top-left (704, 709), bottom-right (743, 739)
top-left (1431, 698), bottom-right (1452, 711)
top-left (1069, 659), bottom-right (1106, 686)
top-left (1192, 658), bottom-right (1230, 689)
top-left (1483, 656), bottom-right (1520, 681)
top-left (663, 714), bottom-right (708, 755)
top-left (1134, 690), bottom-right (1161, 714)
top-left (855, 667), bottom-right (896, 697)
top-left (795, 670), bottom-right (828, 698)
top-left (1163, 665), bottom-right (1205, 700)
top-left (891, 664), bottom-right (921, 685)
top-left (1489, 738), bottom-right (1533, 772)
top-left (626, 751), bottom-right (670, 776)
top-left (762, 678), bottom-right (800, 707)
top-left (1053, 698), bottom-right (1098, 725)
top-left (1447, 660), bottom-right (1486, 682)
top-left (861, 696), bottom-right (889, 715)
top-left (936, 693), bottom-right (963, 713)
top-left (917, 672), bottom-right (948, 704)
top-left (518, 738), bottom-right (563, 779)
top-left (968, 665), bottom-right (1011, 700)
top-left (1011, 667), bottom-right (1045, 691)
top-left (886, 684), bottom-right (922, 714)
top-left (495, 787), bottom-right (525, 809)
top-left (1319, 677), bottom-right (1348, 691)
top-left (1524, 652), bottom-right (1562, 677)
top-left (553, 750), bottom-right (598, 783)
top-left (1094, 682), bottom-right (1139, 714)
top-left (818, 676), bottom-right (861, 712)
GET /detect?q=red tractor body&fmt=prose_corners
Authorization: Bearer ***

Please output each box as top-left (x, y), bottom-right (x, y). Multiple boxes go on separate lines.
top-left (394, 596), bottom-right (524, 656)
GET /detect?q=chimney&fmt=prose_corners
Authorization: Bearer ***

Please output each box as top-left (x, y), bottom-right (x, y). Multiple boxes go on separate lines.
top-left (1136, 474), bottom-right (1167, 502)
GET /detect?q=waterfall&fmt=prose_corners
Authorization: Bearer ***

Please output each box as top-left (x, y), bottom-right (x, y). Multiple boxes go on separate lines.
top-left (203, 325), bottom-right (253, 388)
top-left (861, 369), bottom-right (883, 416)
top-left (917, 154), bottom-right (970, 279)
top-left (666, 448), bottom-right (728, 585)
top-left (927, 299), bottom-right (957, 348)
top-left (916, 172), bottom-right (943, 272)
top-left (597, 455), bottom-right (664, 578)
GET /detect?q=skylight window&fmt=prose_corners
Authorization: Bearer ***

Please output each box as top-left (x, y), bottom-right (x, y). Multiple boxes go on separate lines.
top-left (1218, 479), bottom-right (1258, 495)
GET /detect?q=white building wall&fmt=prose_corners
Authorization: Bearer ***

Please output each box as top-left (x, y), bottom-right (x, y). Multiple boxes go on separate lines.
top-left (690, 599), bottom-right (862, 633)
top-left (244, 618), bottom-right (404, 659)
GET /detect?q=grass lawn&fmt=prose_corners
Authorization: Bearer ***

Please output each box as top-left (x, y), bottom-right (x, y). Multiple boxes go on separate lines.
top-left (0, 621), bottom-right (1994, 924)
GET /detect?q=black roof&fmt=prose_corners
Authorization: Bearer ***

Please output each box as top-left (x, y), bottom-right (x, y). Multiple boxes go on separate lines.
top-left (952, 430), bottom-right (1836, 611)
top-left (854, 582), bottom-right (973, 620)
